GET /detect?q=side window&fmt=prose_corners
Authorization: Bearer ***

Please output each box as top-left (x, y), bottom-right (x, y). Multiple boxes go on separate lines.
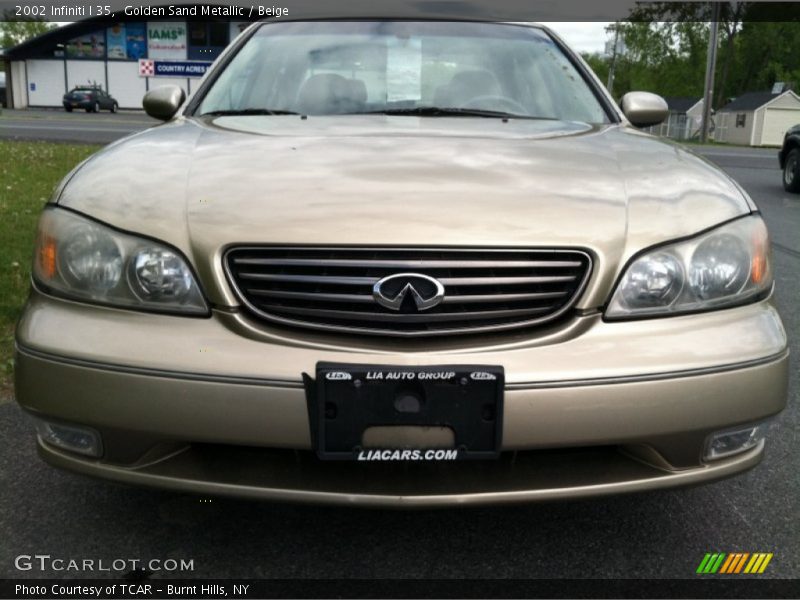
top-left (736, 113), bottom-right (746, 127)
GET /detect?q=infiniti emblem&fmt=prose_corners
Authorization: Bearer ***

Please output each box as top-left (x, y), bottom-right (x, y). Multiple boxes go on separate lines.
top-left (373, 273), bottom-right (445, 311)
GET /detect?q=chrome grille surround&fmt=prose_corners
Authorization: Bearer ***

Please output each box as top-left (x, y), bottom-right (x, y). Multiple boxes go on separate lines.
top-left (223, 247), bottom-right (593, 337)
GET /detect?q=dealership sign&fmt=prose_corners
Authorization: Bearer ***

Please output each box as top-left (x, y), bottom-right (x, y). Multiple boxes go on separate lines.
top-left (139, 59), bottom-right (212, 78)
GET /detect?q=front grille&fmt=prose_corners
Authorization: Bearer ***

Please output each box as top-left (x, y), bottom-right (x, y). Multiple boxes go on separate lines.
top-left (224, 247), bottom-right (592, 337)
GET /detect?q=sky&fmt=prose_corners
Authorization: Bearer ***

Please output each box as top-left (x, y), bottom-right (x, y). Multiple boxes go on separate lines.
top-left (544, 22), bottom-right (612, 54)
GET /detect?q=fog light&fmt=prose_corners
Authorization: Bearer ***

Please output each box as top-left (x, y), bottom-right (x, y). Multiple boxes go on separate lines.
top-left (704, 423), bottom-right (768, 461)
top-left (35, 420), bottom-right (103, 457)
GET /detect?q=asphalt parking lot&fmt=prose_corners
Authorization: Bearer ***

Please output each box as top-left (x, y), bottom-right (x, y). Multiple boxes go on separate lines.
top-left (0, 119), bottom-right (797, 581)
top-left (0, 108), bottom-right (159, 144)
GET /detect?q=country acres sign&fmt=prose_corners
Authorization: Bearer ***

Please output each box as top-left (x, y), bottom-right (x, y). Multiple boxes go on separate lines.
top-left (138, 58), bottom-right (213, 78)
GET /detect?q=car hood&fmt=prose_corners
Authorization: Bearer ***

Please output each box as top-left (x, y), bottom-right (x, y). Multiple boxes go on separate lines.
top-left (58, 116), bottom-right (753, 308)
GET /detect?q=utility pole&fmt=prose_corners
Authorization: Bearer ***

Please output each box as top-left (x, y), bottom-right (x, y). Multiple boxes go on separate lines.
top-left (606, 23), bottom-right (620, 96)
top-left (700, 2), bottom-right (721, 143)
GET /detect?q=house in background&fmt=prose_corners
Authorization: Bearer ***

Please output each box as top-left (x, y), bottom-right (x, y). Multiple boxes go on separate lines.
top-left (645, 97), bottom-right (703, 140)
top-left (714, 89), bottom-right (800, 146)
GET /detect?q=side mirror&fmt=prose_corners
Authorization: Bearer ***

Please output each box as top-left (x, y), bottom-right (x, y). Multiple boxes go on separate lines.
top-left (142, 85), bottom-right (186, 121)
top-left (620, 92), bottom-right (669, 128)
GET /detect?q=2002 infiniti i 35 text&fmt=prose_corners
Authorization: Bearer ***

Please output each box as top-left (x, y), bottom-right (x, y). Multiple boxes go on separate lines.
top-left (15, 20), bottom-right (788, 507)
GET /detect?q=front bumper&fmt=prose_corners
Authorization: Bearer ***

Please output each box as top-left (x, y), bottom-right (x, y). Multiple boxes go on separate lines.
top-left (15, 288), bottom-right (789, 506)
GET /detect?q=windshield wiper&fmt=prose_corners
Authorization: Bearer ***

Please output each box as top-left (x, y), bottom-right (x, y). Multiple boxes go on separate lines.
top-left (356, 106), bottom-right (531, 119)
top-left (200, 108), bottom-right (300, 116)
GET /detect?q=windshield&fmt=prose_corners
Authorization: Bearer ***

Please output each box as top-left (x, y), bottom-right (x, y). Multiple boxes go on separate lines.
top-left (196, 21), bottom-right (609, 123)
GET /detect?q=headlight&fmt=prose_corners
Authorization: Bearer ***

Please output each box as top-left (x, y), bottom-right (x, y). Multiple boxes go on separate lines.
top-left (33, 208), bottom-right (208, 315)
top-left (606, 215), bottom-right (772, 318)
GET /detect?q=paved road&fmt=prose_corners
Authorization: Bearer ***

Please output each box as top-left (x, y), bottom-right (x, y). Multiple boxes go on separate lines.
top-left (0, 131), bottom-right (797, 581)
top-left (0, 109), bottom-right (158, 144)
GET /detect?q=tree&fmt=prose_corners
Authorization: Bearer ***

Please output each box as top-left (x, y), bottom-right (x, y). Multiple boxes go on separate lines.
top-left (579, 4), bottom-right (800, 107)
top-left (588, 21), bottom-right (709, 100)
top-left (0, 17), bottom-right (56, 49)
top-left (714, 3), bottom-right (744, 108)
top-left (733, 20), bottom-right (800, 94)
top-left (624, 3), bottom-right (746, 108)
top-left (581, 52), bottom-right (609, 87)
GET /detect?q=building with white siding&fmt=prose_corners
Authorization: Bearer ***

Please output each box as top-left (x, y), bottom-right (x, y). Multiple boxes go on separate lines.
top-left (3, 17), bottom-right (250, 110)
top-left (714, 90), bottom-right (800, 147)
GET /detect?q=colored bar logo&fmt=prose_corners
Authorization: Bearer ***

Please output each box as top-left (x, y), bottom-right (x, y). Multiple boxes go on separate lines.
top-left (696, 553), bottom-right (773, 574)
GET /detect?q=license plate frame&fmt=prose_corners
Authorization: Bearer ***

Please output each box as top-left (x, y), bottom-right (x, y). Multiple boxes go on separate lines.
top-left (305, 363), bottom-right (504, 461)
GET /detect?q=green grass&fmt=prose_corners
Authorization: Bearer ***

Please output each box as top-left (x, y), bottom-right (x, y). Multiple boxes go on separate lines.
top-left (0, 140), bottom-right (103, 394)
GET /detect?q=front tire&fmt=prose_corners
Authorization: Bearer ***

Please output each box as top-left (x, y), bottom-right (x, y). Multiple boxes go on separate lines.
top-left (110, 102), bottom-right (118, 113)
top-left (784, 148), bottom-right (800, 193)
top-left (93, 101), bottom-right (100, 113)
top-left (64, 106), bottom-right (73, 112)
